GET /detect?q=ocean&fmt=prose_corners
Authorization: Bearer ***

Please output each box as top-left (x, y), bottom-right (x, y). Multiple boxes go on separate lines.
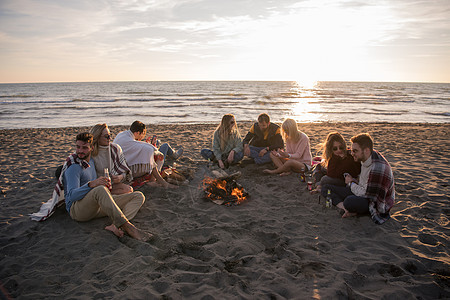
top-left (0, 81), bottom-right (448, 129)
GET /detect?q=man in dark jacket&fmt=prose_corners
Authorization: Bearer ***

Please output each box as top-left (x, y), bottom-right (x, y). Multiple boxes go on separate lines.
top-left (243, 113), bottom-right (284, 164)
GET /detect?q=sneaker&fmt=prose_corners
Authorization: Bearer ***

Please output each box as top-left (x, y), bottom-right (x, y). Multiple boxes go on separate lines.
top-left (173, 147), bottom-right (184, 160)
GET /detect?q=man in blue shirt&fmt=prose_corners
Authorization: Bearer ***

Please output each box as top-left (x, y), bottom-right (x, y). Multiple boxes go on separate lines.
top-left (64, 132), bottom-right (150, 240)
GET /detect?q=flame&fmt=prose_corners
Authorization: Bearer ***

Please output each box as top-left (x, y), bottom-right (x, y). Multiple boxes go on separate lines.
top-left (216, 179), bottom-right (227, 191)
top-left (231, 187), bottom-right (245, 204)
top-left (202, 177), bottom-right (248, 205)
top-left (203, 177), bottom-right (226, 192)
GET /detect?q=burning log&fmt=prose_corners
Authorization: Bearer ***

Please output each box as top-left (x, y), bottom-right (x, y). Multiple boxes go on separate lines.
top-left (202, 174), bottom-right (249, 206)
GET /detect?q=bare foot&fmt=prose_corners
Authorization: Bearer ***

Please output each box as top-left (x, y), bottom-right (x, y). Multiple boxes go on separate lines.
top-left (310, 188), bottom-right (320, 195)
top-left (147, 180), bottom-right (178, 189)
top-left (105, 224), bottom-right (124, 238)
top-left (121, 222), bottom-right (153, 241)
top-left (166, 183), bottom-right (179, 189)
top-left (167, 178), bottom-right (185, 185)
top-left (159, 181), bottom-right (178, 188)
top-left (342, 211), bottom-right (357, 218)
top-left (279, 172), bottom-right (292, 176)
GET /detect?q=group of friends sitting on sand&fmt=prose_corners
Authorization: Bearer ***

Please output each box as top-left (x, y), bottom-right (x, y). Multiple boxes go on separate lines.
top-left (31, 113), bottom-right (395, 240)
top-left (201, 113), bottom-right (394, 224)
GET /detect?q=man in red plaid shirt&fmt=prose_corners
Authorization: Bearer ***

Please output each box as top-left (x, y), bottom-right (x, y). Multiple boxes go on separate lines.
top-left (321, 133), bottom-right (395, 224)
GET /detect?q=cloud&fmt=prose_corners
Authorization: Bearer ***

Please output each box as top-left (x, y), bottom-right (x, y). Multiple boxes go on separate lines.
top-left (0, 0), bottom-right (112, 39)
top-left (0, 0), bottom-right (449, 82)
top-left (110, 22), bottom-right (150, 33)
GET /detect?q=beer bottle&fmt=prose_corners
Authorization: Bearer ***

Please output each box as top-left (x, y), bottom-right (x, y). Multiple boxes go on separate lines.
top-left (326, 189), bottom-right (332, 208)
top-left (104, 168), bottom-right (112, 191)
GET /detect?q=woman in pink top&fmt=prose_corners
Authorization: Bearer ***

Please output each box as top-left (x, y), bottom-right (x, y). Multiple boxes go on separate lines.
top-left (263, 118), bottom-right (312, 176)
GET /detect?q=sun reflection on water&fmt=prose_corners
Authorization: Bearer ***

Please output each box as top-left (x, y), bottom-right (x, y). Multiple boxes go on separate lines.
top-left (284, 81), bottom-right (323, 122)
top-left (296, 79), bottom-right (318, 90)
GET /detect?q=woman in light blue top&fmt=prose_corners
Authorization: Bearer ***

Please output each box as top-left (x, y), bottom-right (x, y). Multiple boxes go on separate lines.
top-left (201, 114), bottom-right (244, 169)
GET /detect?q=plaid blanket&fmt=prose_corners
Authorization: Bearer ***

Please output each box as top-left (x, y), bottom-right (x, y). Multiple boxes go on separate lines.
top-left (366, 150), bottom-right (395, 224)
top-left (109, 143), bottom-right (132, 183)
top-left (29, 154), bottom-right (90, 221)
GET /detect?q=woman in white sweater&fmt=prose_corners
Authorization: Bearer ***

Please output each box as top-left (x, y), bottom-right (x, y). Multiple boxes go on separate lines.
top-left (90, 124), bottom-right (133, 195)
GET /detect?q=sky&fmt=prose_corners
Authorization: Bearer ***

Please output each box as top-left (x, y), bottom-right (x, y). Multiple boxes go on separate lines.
top-left (0, 0), bottom-right (449, 83)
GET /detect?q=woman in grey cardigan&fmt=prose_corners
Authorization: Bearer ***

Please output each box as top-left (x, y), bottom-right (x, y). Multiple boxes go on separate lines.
top-left (201, 114), bottom-right (244, 169)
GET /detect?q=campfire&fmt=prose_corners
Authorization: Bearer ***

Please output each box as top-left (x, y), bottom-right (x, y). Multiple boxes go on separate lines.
top-left (202, 172), bottom-right (249, 206)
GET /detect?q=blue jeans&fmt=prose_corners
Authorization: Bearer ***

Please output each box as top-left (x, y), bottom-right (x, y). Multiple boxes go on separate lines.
top-left (321, 184), bottom-right (370, 214)
top-left (248, 146), bottom-right (272, 164)
top-left (200, 149), bottom-right (244, 164)
top-left (158, 143), bottom-right (174, 165)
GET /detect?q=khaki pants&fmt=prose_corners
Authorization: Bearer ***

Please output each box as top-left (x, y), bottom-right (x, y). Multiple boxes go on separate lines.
top-left (70, 186), bottom-right (145, 228)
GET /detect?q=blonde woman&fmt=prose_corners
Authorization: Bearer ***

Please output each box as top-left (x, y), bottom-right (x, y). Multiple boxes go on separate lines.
top-left (90, 124), bottom-right (133, 195)
top-left (201, 114), bottom-right (244, 169)
top-left (263, 118), bottom-right (312, 176)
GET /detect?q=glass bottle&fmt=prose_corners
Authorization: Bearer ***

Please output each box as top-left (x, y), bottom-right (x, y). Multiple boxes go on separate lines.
top-left (326, 189), bottom-right (332, 208)
top-left (104, 168), bottom-right (112, 191)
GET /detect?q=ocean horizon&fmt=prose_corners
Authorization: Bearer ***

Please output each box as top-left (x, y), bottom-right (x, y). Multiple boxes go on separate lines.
top-left (0, 80), bottom-right (449, 129)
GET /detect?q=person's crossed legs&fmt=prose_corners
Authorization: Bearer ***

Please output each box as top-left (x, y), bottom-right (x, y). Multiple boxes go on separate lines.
top-left (70, 186), bottom-right (151, 240)
top-left (248, 146), bottom-right (271, 164)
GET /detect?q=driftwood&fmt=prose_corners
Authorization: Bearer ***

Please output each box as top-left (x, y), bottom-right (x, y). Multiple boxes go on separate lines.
top-left (217, 171), bottom-right (241, 181)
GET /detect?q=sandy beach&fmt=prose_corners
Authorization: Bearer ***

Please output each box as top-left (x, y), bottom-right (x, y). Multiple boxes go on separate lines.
top-left (0, 122), bottom-right (449, 299)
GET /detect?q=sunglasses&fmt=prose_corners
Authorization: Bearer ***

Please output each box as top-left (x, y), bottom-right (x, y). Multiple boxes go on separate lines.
top-left (230, 120), bottom-right (235, 125)
top-left (103, 134), bottom-right (111, 140)
top-left (332, 146), bottom-right (344, 151)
